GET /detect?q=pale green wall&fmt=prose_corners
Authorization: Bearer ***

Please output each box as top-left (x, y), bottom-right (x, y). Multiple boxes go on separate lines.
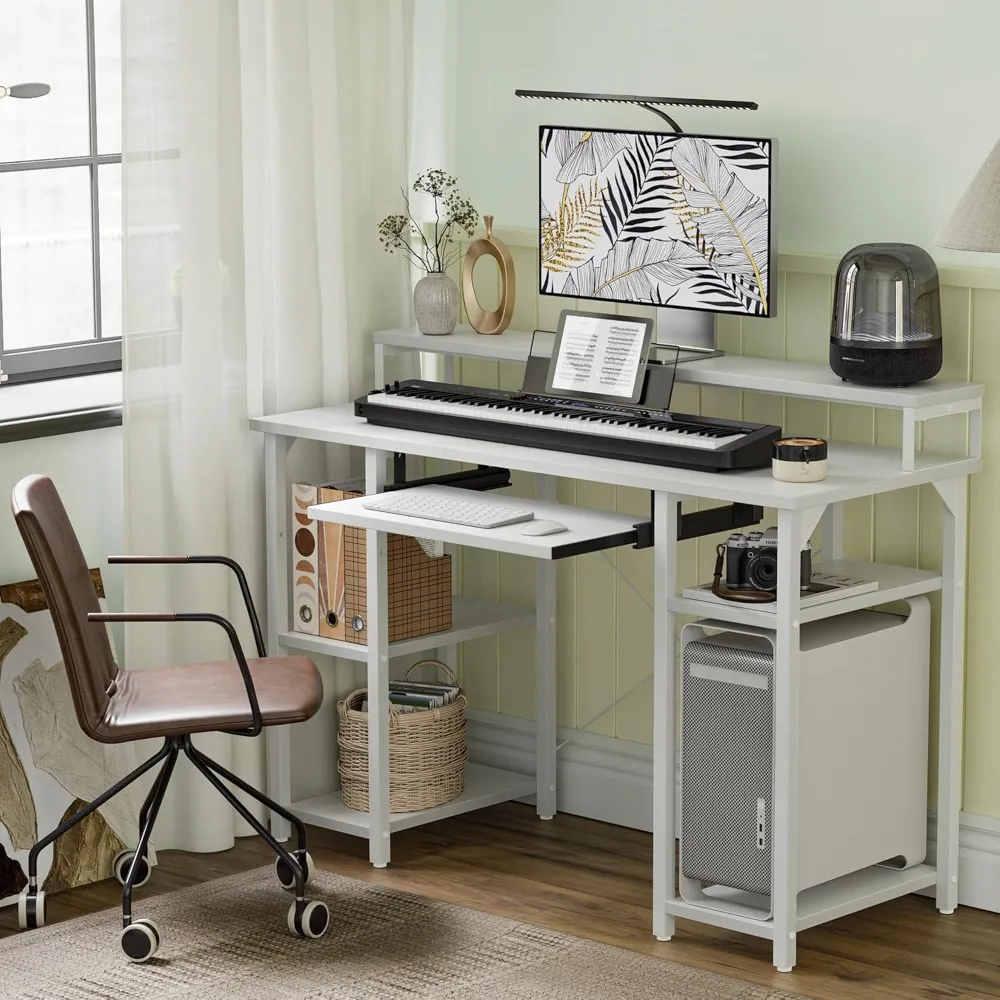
top-left (0, 429), bottom-right (125, 638)
top-left (449, 0), bottom-right (1000, 818)
top-left (454, 0), bottom-right (1000, 263)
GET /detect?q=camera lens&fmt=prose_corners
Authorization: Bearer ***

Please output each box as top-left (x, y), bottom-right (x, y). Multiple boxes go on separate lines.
top-left (746, 551), bottom-right (778, 591)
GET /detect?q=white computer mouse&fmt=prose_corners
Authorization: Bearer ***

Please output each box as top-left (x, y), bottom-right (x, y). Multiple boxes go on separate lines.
top-left (520, 520), bottom-right (568, 536)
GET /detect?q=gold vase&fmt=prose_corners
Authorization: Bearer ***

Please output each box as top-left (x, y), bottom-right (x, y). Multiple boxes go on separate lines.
top-left (462, 215), bottom-right (515, 335)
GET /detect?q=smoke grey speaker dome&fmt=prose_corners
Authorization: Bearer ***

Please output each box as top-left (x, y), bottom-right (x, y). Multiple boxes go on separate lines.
top-left (830, 243), bottom-right (943, 386)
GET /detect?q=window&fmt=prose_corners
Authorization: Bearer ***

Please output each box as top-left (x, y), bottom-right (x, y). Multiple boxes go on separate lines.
top-left (0, 0), bottom-right (122, 384)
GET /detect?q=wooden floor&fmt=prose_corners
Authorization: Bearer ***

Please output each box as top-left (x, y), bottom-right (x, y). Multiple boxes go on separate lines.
top-left (2, 803), bottom-right (999, 999)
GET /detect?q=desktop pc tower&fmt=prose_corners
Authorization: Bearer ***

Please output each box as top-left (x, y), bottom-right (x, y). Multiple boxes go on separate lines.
top-left (678, 600), bottom-right (930, 920)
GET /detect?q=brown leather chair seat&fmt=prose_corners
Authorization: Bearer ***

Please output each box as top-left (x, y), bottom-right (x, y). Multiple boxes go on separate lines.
top-left (101, 655), bottom-right (323, 742)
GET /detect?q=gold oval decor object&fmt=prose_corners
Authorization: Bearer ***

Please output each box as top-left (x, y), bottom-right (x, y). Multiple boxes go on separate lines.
top-left (462, 215), bottom-right (516, 335)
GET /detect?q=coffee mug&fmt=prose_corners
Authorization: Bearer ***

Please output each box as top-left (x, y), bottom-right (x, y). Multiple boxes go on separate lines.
top-left (772, 437), bottom-right (828, 483)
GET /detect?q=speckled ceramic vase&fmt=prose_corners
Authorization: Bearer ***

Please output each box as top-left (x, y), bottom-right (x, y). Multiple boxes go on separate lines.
top-left (413, 272), bottom-right (459, 335)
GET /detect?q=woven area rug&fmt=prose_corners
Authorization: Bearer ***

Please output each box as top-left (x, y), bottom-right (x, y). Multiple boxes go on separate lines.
top-left (0, 867), bottom-right (805, 999)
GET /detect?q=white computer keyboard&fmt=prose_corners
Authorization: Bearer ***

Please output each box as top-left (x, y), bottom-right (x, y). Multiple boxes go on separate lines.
top-left (362, 491), bottom-right (535, 529)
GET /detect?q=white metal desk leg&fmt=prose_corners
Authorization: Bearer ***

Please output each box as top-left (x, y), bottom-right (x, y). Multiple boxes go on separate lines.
top-left (772, 508), bottom-right (803, 972)
top-left (535, 475), bottom-right (558, 821)
top-left (365, 448), bottom-right (391, 868)
top-left (264, 433), bottom-right (293, 841)
top-left (652, 491), bottom-right (678, 942)
top-left (935, 476), bottom-right (969, 914)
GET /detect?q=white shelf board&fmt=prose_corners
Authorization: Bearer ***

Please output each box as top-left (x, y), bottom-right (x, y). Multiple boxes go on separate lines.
top-left (669, 559), bottom-right (942, 628)
top-left (307, 485), bottom-right (639, 559)
top-left (278, 596), bottom-right (535, 662)
top-left (376, 325), bottom-right (537, 363)
top-left (665, 864), bottom-right (936, 936)
top-left (291, 763), bottom-right (535, 836)
top-left (674, 356), bottom-right (981, 409)
top-left (796, 863), bottom-right (936, 930)
top-left (372, 327), bottom-right (982, 410)
top-left (664, 898), bottom-right (774, 940)
top-left (252, 405), bottom-right (982, 510)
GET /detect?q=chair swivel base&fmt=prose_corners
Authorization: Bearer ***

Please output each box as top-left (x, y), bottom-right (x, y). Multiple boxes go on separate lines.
top-left (16, 734), bottom-right (329, 962)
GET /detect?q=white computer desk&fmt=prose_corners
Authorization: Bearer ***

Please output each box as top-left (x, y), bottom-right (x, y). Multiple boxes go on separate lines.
top-left (251, 398), bottom-right (978, 973)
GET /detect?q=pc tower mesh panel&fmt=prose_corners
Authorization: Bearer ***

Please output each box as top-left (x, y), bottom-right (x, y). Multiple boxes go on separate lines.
top-left (681, 639), bottom-right (774, 895)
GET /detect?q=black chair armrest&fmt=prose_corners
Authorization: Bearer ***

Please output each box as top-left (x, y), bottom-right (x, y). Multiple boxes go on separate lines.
top-left (89, 611), bottom-right (263, 737)
top-left (107, 555), bottom-right (266, 657)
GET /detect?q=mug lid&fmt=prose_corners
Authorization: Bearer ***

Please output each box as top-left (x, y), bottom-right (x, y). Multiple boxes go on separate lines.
top-left (773, 437), bottom-right (828, 462)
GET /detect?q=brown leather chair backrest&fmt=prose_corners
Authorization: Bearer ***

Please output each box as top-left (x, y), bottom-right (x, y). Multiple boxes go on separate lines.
top-left (10, 475), bottom-right (117, 740)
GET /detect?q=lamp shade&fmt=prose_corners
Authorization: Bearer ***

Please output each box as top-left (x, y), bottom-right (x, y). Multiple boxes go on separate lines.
top-left (936, 138), bottom-right (1000, 253)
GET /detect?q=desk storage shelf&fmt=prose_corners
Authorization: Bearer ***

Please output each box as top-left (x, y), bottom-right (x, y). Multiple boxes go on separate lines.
top-left (669, 559), bottom-right (943, 628)
top-left (290, 763), bottom-right (536, 836)
top-left (277, 597), bottom-right (536, 663)
top-left (374, 326), bottom-right (983, 472)
top-left (665, 863), bottom-right (937, 940)
top-left (252, 327), bottom-right (982, 974)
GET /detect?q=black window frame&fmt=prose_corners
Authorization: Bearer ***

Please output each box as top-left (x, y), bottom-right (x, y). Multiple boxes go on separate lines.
top-left (0, 0), bottom-right (122, 386)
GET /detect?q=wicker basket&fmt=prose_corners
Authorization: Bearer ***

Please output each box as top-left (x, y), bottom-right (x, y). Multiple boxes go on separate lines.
top-left (337, 660), bottom-right (467, 813)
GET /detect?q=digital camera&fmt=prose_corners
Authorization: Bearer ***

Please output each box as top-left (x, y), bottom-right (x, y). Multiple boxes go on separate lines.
top-left (724, 528), bottom-right (812, 593)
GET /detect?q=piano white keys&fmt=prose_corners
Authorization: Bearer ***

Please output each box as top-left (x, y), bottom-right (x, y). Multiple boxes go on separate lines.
top-left (365, 391), bottom-right (747, 451)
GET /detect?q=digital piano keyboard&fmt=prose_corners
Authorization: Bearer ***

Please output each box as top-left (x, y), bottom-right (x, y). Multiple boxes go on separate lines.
top-left (355, 380), bottom-right (782, 472)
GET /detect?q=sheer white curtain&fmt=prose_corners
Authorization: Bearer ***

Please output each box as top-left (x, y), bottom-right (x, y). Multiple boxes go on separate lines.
top-left (122, 0), bottom-right (414, 850)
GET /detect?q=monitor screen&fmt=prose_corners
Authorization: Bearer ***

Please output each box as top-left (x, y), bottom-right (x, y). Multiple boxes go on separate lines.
top-left (539, 126), bottom-right (774, 318)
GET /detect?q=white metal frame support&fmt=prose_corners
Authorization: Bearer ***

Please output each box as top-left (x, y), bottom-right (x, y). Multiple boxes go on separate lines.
top-left (535, 475), bottom-right (558, 820)
top-left (933, 475), bottom-right (969, 914)
top-left (772, 506), bottom-right (803, 972)
top-left (819, 503), bottom-right (844, 562)
top-left (901, 399), bottom-right (983, 472)
top-left (365, 448), bottom-right (391, 867)
top-left (264, 433), bottom-right (293, 841)
top-left (653, 491), bottom-right (678, 942)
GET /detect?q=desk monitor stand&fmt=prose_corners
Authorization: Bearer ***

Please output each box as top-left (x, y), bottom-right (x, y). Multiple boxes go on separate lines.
top-left (656, 307), bottom-right (722, 364)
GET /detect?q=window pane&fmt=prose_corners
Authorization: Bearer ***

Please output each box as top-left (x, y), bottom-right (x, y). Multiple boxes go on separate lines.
top-left (98, 162), bottom-right (121, 337)
top-left (95, 0), bottom-right (122, 154)
top-left (0, 167), bottom-right (96, 349)
top-left (0, 1), bottom-right (91, 163)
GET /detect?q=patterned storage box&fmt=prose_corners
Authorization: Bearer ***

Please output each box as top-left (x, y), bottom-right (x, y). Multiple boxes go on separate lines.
top-left (291, 483), bottom-right (452, 644)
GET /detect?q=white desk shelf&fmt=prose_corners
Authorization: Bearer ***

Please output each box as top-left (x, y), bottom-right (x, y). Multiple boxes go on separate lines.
top-left (373, 326), bottom-right (983, 471)
top-left (665, 863), bottom-right (937, 940)
top-left (669, 560), bottom-right (943, 628)
top-left (277, 597), bottom-right (535, 663)
top-left (290, 764), bottom-right (535, 836)
top-left (254, 328), bottom-right (980, 974)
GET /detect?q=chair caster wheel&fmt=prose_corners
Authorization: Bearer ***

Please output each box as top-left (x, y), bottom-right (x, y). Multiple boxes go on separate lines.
top-left (120, 919), bottom-right (161, 963)
top-left (112, 849), bottom-right (151, 888)
top-left (17, 889), bottom-right (45, 930)
top-left (276, 851), bottom-right (315, 891)
top-left (287, 899), bottom-right (329, 939)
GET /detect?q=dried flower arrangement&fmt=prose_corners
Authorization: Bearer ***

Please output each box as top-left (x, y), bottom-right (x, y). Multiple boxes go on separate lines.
top-left (378, 169), bottom-right (478, 274)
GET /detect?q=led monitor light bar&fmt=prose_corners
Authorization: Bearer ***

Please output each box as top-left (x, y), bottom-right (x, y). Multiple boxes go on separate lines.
top-left (515, 89), bottom-right (757, 132)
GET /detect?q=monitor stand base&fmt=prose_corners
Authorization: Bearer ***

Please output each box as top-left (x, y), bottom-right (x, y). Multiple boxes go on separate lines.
top-left (655, 307), bottom-right (723, 363)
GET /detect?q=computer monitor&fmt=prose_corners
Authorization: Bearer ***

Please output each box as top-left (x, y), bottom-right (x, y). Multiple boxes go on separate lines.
top-left (539, 125), bottom-right (775, 358)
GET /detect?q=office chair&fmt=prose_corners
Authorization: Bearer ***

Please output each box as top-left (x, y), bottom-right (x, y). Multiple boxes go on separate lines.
top-left (11, 475), bottom-right (328, 963)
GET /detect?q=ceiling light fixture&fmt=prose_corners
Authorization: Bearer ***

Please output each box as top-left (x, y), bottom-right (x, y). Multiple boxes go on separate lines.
top-left (0, 83), bottom-right (51, 100)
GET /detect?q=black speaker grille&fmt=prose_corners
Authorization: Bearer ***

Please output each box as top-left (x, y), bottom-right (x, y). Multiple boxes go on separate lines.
top-left (829, 340), bottom-right (942, 386)
top-left (681, 639), bottom-right (774, 895)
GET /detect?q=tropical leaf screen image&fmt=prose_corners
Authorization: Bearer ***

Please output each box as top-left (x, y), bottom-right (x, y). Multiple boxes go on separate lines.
top-left (539, 127), bottom-right (773, 317)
